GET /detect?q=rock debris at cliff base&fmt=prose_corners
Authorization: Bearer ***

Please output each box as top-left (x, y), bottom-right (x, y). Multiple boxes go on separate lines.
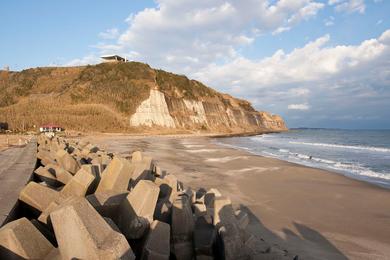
top-left (0, 135), bottom-right (295, 259)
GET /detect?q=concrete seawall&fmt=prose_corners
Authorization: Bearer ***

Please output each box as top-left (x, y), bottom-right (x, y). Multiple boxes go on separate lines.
top-left (0, 139), bottom-right (37, 226)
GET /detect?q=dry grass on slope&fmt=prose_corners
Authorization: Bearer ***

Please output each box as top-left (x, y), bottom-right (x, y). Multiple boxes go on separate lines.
top-left (0, 98), bottom-right (134, 132)
top-left (68, 62), bottom-right (154, 115)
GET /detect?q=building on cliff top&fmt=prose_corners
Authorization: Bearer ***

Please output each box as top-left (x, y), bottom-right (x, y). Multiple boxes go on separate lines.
top-left (100, 55), bottom-right (127, 63)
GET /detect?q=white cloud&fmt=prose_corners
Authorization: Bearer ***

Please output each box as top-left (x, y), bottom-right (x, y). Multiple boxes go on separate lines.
top-left (98, 28), bottom-right (119, 40)
top-left (194, 30), bottom-right (390, 90)
top-left (288, 103), bottom-right (310, 110)
top-left (329, 0), bottom-right (365, 14)
top-left (272, 26), bottom-right (291, 35)
top-left (324, 16), bottom-right (335, 26)
top-left (64, 54), bottom-right (99, 66)
top-left (379, 30), bottom-right (390, 44)
top-left (328, 0), bottom-right (343, 4)
top-left (290, 88), bottom-right (310, 96)
top-left (95, 0), bottom-right (324, 71)
top-left (190, 29), bottom-right (390, 127)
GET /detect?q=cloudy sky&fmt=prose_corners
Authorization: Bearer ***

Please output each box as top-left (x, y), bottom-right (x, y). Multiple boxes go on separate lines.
top-left (1, 0), bottom-right (390, 129)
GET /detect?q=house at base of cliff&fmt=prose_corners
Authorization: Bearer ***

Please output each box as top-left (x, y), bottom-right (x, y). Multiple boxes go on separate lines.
top-left (39, 124), bottom-right (64, 133)
top-left (100, 55), bottom-right (127, 63)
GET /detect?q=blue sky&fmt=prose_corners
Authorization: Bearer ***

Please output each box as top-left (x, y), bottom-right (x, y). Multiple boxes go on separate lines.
top-left (1, 0), bottom-right (390, 129)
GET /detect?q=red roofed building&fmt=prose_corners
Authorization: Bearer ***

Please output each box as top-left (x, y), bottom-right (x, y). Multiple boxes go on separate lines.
top-left (39, 124), bottom-right (64, 133)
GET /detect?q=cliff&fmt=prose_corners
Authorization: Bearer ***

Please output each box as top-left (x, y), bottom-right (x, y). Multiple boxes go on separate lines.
top-left (0, 62), bottom-right (287, 133)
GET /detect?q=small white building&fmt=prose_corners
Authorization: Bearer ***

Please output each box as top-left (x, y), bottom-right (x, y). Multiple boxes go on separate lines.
top-left (39, 124), bottom-right (64, 133)
top-left (100, 55), bottom-right (127, 63)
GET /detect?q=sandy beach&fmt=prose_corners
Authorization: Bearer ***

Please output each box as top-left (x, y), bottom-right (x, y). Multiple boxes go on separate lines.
top-left (82, 134), bottom-right (390, 260)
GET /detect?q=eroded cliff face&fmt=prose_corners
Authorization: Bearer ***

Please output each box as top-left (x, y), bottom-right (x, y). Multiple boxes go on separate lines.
top-left (129, 88), bottom-right (287, 133)
top-left (0, 62), bottom-right (287, 133)
top-left (130, 89), bottom-right (176, 128)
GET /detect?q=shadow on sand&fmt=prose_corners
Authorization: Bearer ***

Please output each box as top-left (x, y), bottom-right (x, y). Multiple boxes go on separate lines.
top-left (238, 204), bottom-right (348, 260)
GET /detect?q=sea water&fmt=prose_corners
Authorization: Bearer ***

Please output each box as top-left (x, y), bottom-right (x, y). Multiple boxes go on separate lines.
top-left (216, 129), bottom-right (390, 188)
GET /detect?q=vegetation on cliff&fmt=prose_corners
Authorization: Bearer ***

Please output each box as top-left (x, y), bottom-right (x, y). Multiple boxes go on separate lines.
top-left (0, 62), bottom-right (286, 133)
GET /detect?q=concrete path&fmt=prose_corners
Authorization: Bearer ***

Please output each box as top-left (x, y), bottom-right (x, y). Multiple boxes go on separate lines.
top-left (0, 139), bottom-right (37, 225)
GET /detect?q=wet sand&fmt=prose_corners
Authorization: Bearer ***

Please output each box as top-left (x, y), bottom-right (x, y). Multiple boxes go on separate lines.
top-left (85, 134), bottom-right (390, 260)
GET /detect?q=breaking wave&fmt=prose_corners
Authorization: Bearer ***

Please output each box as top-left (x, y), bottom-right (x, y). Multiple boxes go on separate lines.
top-left (269, 150), bottom-right (390, 182)
top-left (289, 141), bottom-right (390, 153)
top-left (215, 129), bottom-right (390, 187)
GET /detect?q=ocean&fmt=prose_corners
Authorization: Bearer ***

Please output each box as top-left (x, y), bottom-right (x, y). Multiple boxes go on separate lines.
top-left (216, 129), bottom-right (390, 188)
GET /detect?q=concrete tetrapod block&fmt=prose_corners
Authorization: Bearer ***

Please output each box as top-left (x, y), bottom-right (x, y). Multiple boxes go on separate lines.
top-left (30, 219), bottom-right (57, 246)
top-left (37, 135), bottom-right (47, 146)
top-left (59, 165), bottom-right (98, 198)
top-left (131, 156), bottom-right (154, 187)
top-left (18, 182), bottom-right (59, 213)
top-left (131, 151), bottom-right (143, 162)
top-left (163, 174), bottom-right (179, 192)
top-left (37, 149), bottom-right (56, 166)
top-left (193, 203), bottom-right (207, 217)
top-left (104, 217), bottom-right (121, 232)
top-left (0, 217), bottom-right (54, 259)
top-left (38, 196), bottom-right (80, 225)
top-left (171, 196), bottom-right (195, 259)
top-left (141, 220), bottom-right (170, 260)
top-left (43, 248), bottom-right (61, 260)
top-left (77, 140), bottom-right (89, 149)
top-left (100, 154), bottom-right (112, 171)
top-left (50, 139), bottom-right (65, 153)
top-left (91, 155), bottom-right (111, 172)
top-left (194, 216), bottom-right (217, 257)
top-left (213, 197), bottom-right (244, 260)
top-left (96, 156), bottom-right (134, 193)
top-left (55, 149), bottom-right (80, 175)
top-left (154, 174), bottom-right (180, 204)
top-left (34, 166), bottom-right (62, 187)
top-left (50, 197), bottom-right (135, 260)
top-left (181, 186), bottom-right (196, 204)
top-left (45, 163), bottom-right (73, 185)
top-left (128, 180), bottom-right (159, 221)
top-left (118, 180), bottom-right (159, 239)
top-left (172, 196), bottom-right (194, 242)
top-left (204, 188), bottom-right (222, 209)
top-left (172, 241), bottom-right (194, 260)
top-left (154, 177), bottom-right (174, 201)
top-left (81, 143), bottom-right (99, 156)
top-left (82, 164), bottom-right (101, 192)
top-left (153, 165), bottom-right (166, 178)
top-left (154, 198), bottom-right (172, 224)
top-left (69, 146), bottom-right (82, 157)
top-left (87, 191), bottom-right (129, 223)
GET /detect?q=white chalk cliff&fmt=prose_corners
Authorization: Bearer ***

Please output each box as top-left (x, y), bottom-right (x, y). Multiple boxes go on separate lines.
top-left (129, 88), bottom-right (287, 132)
top-left (183, 99), bottom-right (208, 126)
top-left (130, 89), bottom-right (176, 128)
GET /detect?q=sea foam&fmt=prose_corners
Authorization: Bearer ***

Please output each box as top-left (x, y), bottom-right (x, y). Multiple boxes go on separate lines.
top-left (289, 141), bottom-right (390, 153)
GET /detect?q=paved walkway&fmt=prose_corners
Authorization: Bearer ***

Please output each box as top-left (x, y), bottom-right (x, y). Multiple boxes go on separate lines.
top-left (0, 139), bottom-right (37, 225)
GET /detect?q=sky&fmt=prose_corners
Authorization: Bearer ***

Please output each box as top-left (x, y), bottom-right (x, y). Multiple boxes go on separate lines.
top-left (1, 0), bottom-right (390, 129)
